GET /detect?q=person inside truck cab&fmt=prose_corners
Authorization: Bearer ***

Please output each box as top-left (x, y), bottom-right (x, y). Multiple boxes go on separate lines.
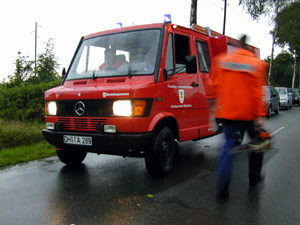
top-left (130, 45), bottom-right (156, 72)
top-left (131, 45), bottom-right (148, 62)
top-left (99, 49), bottom-right (127, 70)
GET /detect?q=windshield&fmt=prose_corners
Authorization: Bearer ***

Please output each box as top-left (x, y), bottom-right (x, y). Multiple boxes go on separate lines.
top-left (277, 89), bottom-right (286, 95)
top-left (67, 29), bottom-right (161, 80)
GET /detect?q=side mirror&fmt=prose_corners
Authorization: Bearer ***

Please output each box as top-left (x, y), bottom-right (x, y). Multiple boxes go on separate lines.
top-left (62, 68), bottom-right (66, 78)
top-left (185, 55), bottom-right (197, 74)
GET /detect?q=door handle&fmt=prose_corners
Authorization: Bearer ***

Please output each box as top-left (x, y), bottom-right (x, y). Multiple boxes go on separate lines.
top-left (191, 82), bottom-right (199, 87)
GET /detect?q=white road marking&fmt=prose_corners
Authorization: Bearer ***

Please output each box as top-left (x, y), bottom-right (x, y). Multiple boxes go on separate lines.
top-left (270, 126), bottom-right (285, 136)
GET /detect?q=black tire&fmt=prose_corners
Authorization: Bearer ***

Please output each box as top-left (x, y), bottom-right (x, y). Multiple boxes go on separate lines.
top-left (56, 149), bottom-right (87, 165)
top-left (145, 126), bottom-right (175, 177)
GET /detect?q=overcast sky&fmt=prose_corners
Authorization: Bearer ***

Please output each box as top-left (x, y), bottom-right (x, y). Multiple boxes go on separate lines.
top-left (0, 0), bottom-right (280, 81)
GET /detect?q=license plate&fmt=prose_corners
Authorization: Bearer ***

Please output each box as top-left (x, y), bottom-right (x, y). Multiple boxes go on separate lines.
top-left (63, 135), bottom-right (92, 146)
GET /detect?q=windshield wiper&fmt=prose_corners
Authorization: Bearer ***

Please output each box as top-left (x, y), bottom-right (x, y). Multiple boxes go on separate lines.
top-left (127, 67), bottom-right (132, 79)
top-left (127, 64), bottom-right (138, 78)
top-left (92, 70), bottom-right (96, 80)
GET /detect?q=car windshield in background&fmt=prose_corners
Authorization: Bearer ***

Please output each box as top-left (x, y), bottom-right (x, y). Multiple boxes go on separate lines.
top-left (67, 29), bottom-right (161, 80)
top-left (277, 89), bottom-right (286, 95)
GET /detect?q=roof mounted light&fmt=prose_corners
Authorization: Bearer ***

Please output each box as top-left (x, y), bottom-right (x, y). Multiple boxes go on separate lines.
top-left (163, 14), bottom-right (172, 24)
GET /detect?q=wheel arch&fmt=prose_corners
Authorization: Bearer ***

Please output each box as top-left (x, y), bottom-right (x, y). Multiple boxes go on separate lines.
top-left (148, 112), bottom-right (180, 141)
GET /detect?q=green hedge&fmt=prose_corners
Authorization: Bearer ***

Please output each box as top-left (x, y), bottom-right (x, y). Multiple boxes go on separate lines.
top-left (0, 80), bottom-right (61, 122)
top-left (0, 120), bottom-right (45, 149)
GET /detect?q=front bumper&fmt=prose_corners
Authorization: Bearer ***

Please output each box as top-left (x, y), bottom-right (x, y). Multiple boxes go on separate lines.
top-left (279, 100), bottom-right (288, 107)
top-left (42, 129), bottom-right (152, 157)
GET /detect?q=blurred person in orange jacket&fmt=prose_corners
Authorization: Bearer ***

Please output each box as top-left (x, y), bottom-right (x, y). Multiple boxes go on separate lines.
top-left (212, 34), bottom-right (268, 201)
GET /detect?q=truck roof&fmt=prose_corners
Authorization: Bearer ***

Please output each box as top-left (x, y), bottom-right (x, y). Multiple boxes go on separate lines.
top-left (84, 23), bottom-right (220, 40)
top-left (84, 23), bottom-right (165, 39)
top-left (83, 23), bottom-right (260, 58)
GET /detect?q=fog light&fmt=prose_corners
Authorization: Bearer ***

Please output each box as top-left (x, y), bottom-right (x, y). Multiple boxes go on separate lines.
top-left (104, 125), bottom-right (116, 133)
top-left (46, 122), bottom-right (55, 130)
top-left (55, 122), bottom-right (64, 131)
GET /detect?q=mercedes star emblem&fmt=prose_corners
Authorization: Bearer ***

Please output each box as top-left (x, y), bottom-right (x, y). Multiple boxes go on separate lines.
top-left (75, 101), bottom-right (85, 116)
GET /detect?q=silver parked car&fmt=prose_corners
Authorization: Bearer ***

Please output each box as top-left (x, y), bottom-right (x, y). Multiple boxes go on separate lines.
top-left (275, 87), bottom-right (292, 110)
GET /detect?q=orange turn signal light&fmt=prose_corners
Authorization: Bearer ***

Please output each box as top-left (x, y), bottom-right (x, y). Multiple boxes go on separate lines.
top-left (133, 100), bottom-right (146, 116)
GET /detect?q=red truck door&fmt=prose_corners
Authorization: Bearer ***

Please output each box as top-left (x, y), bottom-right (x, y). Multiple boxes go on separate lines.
top-left (195, 38), bottom-right (215, 135)
top-left (164, 31), bottom-right (201, 141)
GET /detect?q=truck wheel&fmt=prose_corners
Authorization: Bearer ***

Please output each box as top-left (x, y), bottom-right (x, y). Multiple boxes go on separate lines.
top-left (145, 126), bottom-right (175, 177)
top-left (56, 149), bottom-right (87, 165)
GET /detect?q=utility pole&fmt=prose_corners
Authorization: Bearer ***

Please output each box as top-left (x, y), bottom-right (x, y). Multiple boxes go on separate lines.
top-left (34, 22), bottom-right (38, 74)
top-left (223, 0), bottom-right (227, 35)
top-left (33, 22), bottom-right (41, 75)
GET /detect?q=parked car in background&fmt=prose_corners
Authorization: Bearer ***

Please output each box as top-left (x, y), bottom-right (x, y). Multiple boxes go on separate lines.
top-left (290, 88), bottom-right (300, 106)
top-left (264, 86), bottom-right (280, 117)
top-left (275, 87), bottom-right (292, 109)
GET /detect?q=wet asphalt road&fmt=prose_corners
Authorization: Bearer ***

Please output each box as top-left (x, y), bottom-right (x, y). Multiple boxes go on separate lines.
top-left (1, 107), bottom-right (300, 225)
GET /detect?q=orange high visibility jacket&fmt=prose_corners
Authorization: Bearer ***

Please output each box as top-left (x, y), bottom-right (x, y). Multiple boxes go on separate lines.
top-left (212, 48), bottom-right (268, 121)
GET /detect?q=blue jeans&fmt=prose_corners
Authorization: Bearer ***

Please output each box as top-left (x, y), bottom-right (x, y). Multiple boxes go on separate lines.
top-left (217, 120), bottom-right (264, 194)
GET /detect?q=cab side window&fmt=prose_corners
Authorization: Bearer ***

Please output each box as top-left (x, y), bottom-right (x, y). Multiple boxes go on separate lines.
top-left (196, 41), bottom-right (211, 73)
top-left (165, 34), bottom-right (174, 76)
top-left (175, 34), bottom-right (190, 73)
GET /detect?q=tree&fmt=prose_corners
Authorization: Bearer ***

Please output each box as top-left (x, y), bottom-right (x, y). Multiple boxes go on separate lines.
top-left (190, 0), bottom-right (227, 34)
top-left (6, 53), bottom-right (33, 87)
top-left (238, 0), bottom-right (293, 84)
top-left (29, 38), bottom-right (60, 84)
top-left (275, 1), bottom-right (300, 88)
top-left (190, 0), bottom-right (197, 26)
top-left (5, 38), bottom-right (60, 87)
top-left (268, 51), bottom-right (295, 87)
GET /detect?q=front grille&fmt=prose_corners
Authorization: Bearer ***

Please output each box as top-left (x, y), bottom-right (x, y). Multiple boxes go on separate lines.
top-left (47, 98), bottom-right (153, 124)
top-left (56, 99), bottom-right (112, 117)
top-left (58, 117), bottom-right (107, 132)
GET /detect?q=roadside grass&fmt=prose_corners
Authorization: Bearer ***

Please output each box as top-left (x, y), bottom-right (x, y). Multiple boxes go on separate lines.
top-left (0, 141), bottom-right (56, 168)
top-left (0, 119), bottom-right (57, 168)
top-left (0, 119), bottom-right (46, 149)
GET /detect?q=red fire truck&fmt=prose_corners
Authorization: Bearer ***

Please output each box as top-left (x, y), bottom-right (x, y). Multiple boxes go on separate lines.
top-left (43, 23), bottom-right (259, 177)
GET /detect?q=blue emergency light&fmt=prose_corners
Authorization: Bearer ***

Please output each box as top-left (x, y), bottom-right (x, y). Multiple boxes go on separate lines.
top-left (164, 14), bottom-right (172, 23)
top-left (116, 23), bottom-right (123, 28)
